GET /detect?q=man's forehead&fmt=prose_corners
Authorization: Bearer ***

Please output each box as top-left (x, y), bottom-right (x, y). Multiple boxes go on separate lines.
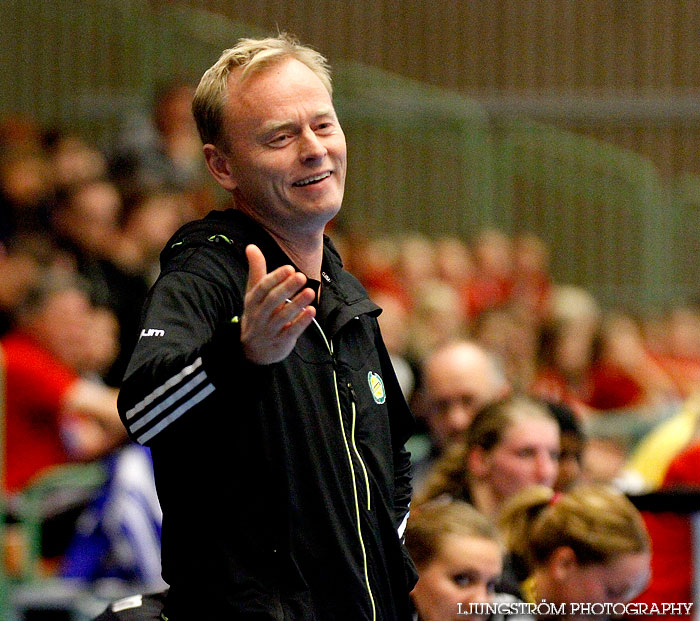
top-left (224, 63), bottom-right (335, 129)
top-left (428, 355), bottom-right (492, 389)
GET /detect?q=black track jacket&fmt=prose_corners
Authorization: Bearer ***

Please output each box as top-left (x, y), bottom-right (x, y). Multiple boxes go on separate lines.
top-left (118, 209), bottom-right (418, 620)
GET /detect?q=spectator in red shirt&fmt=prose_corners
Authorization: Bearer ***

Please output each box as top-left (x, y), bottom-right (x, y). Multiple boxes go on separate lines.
top-left (2, 270), bottom-right (125, 492)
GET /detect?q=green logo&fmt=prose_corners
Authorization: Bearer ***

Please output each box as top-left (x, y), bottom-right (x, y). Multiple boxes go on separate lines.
top-left (368, 371), bottom-right (386, 404)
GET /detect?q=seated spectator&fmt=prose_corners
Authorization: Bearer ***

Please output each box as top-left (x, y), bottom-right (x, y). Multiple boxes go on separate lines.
top-left (592, 313), bottom-right (679, 411)
top-left (648, 305), bottom-right (700, 398)
top-left (510, 232), bottom-right (552, 322)
top-left (406, 280), bottom-right (468, 363)
top-left (0, 233), bottom-right (48, 337)
top-left (3, 271), bottom-right (126, 493)
top-left (416, 395), bottom-right (560, 520)
top-left (0, 149), bottom-right (55, 243)
top-left (434, 235), bottom-right (474, 296)
top-left (396, 234), bottom-right (438, 306)
top-left (472, 306), bottom-right (540, 392)
top-left (2, 270), bottom-right (162, 585)
top-left (498, 484), bottom-right (651, 621)
top-left (117, 190), bottom-right (192, 286)
top-left (108, 80), bottom-right (213, 206)
top-left (406, 498), bottom-right (527, 621)
top-left (52, 179), bottom-right (151, 385)
top-left (532, 311), bottom-right (679, 416)
top-left (411, 340), bottom-right (510, 487)
top-left (371, 289), bottom-right (416, 401)
top-left (546, 400), bottom-right (586, 492)
top-left (342, 234), bottom-right (411, 309)
top-left (462, 229), bottom-right (514, 319)
top-left (43, 130), bottom-right (108, 191)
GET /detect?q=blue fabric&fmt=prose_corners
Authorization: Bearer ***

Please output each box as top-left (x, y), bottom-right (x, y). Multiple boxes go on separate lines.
top-left (60, 444), bottom-right (163, 586)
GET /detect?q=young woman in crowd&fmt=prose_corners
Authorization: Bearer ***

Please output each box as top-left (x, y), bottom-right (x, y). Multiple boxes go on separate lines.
top-left (415, 395), bottom-right (560, 519)
top-left (498, 484), bottom-right (651, 621)
top-left (405, 498), bottom-right (528, 621)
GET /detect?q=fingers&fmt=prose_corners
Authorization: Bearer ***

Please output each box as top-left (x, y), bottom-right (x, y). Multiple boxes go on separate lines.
top-left (280, 302), bottom-right (316, 341)
top-left (245, 244), bottom-right (268, 290)
top-left (275, 287), bottom-right (317, 331)
top-left (241, 286), bottom-right (316, 365)
top-left (242, 244), bottom-right (317, 364)
top-left (245, 245), bottom-right (310, 315)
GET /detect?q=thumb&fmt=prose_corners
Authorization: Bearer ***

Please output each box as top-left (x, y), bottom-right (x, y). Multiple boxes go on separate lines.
top-left (245, 244), bottom-right (267, 290)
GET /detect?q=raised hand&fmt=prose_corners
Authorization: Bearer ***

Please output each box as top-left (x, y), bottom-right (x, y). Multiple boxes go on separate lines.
top-left (241, 244), bottom-right (317, 364)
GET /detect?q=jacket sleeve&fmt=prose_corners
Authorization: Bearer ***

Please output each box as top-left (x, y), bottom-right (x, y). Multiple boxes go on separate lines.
top-left (117, 267), bottom-right (263, 446)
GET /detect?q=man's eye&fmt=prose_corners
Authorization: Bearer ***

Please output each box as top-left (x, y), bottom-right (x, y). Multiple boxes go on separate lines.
top-left (270, 134), bottom-right (291, 146)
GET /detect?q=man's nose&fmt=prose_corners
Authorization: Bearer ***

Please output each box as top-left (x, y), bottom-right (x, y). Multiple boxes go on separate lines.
top-left (446, 403), bottom-right (473, 439)
top-left (299, 128), bottom-right (327, 161)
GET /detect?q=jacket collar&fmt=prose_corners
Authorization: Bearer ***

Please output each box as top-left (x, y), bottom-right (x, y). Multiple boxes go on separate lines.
top-left (164, 209), bottom-right (380, 335)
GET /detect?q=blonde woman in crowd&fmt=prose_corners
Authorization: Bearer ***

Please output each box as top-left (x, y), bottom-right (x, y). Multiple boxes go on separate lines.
top-left (498, 485), bottom-right (651, 621)
top-left (406, 499), bottom-right (530, 621)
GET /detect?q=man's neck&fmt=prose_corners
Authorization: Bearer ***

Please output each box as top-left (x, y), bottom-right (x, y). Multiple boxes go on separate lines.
top-left (233, 195), bottom-right (326, 280)
top-left (270, 230), bottom-right (324, 280)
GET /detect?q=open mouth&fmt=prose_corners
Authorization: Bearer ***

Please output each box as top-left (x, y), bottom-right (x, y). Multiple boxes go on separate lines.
top-left (292, 171), bottom-right (331, 187)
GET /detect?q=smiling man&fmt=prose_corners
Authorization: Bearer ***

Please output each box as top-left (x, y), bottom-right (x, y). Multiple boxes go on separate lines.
top-left (117, 35), bottom-right (417, 619)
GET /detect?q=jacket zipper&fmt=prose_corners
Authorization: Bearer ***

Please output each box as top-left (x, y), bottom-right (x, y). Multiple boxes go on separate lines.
top-left (313, 319), bottom-right (377, 621)
top-left (348, 382), bottom-right (372, 512)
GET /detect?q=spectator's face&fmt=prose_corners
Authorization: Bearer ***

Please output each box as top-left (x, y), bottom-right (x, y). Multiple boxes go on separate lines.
top-left (412, 534), bottom-right (502, 621)
top-left (216, 58), bottom-right (346, 235)
top-left (32, 288), bottom-right (94, 369)
top-left (65, 182), bottom-right (121, 258)
top-left (472, 415), bottom-right (560, 503)
top-left (423, 346), bottom-right (505, 448)
top-left (554, 432), bottom-right (584, 491)
top-left (540, 548), bottom-right (650, 620)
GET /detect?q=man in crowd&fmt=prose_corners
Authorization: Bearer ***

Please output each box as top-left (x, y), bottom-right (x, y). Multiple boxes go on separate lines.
top-left (412, 339), bottom-right (510, 486)
top-left (118, 34), bottom-right (417, 619)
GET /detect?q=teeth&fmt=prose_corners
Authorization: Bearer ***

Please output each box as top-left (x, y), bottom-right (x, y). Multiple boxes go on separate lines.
top-left (294, 172), bottom-right (331, 187)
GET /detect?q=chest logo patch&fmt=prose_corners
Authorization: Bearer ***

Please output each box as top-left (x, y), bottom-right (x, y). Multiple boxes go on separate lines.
top-left (368, 371), bottom-right (386, 404)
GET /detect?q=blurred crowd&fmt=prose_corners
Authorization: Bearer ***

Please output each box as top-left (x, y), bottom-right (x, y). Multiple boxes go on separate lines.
top-left (3, 82), bottom-right (700, 615)
top-left (335, 225), bottom-right (700, 416)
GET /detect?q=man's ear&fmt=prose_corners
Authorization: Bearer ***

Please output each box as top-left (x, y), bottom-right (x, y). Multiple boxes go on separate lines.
top-left (203, 144), bottom-right (238, 191)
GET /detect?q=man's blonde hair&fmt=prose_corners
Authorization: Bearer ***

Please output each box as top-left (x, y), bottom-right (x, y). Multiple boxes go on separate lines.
top-left (192, 33), bottom-right (332, 150)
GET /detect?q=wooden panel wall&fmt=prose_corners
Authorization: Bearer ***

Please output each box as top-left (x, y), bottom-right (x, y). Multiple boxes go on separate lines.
top-left (177, 0), bottom-right (700, 178)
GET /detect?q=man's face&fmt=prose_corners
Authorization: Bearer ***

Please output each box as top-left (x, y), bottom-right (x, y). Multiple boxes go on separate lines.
top-left (217, 58), bottom-right (346, 235)
top-left (423, 346), bottom-right (505, 448)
